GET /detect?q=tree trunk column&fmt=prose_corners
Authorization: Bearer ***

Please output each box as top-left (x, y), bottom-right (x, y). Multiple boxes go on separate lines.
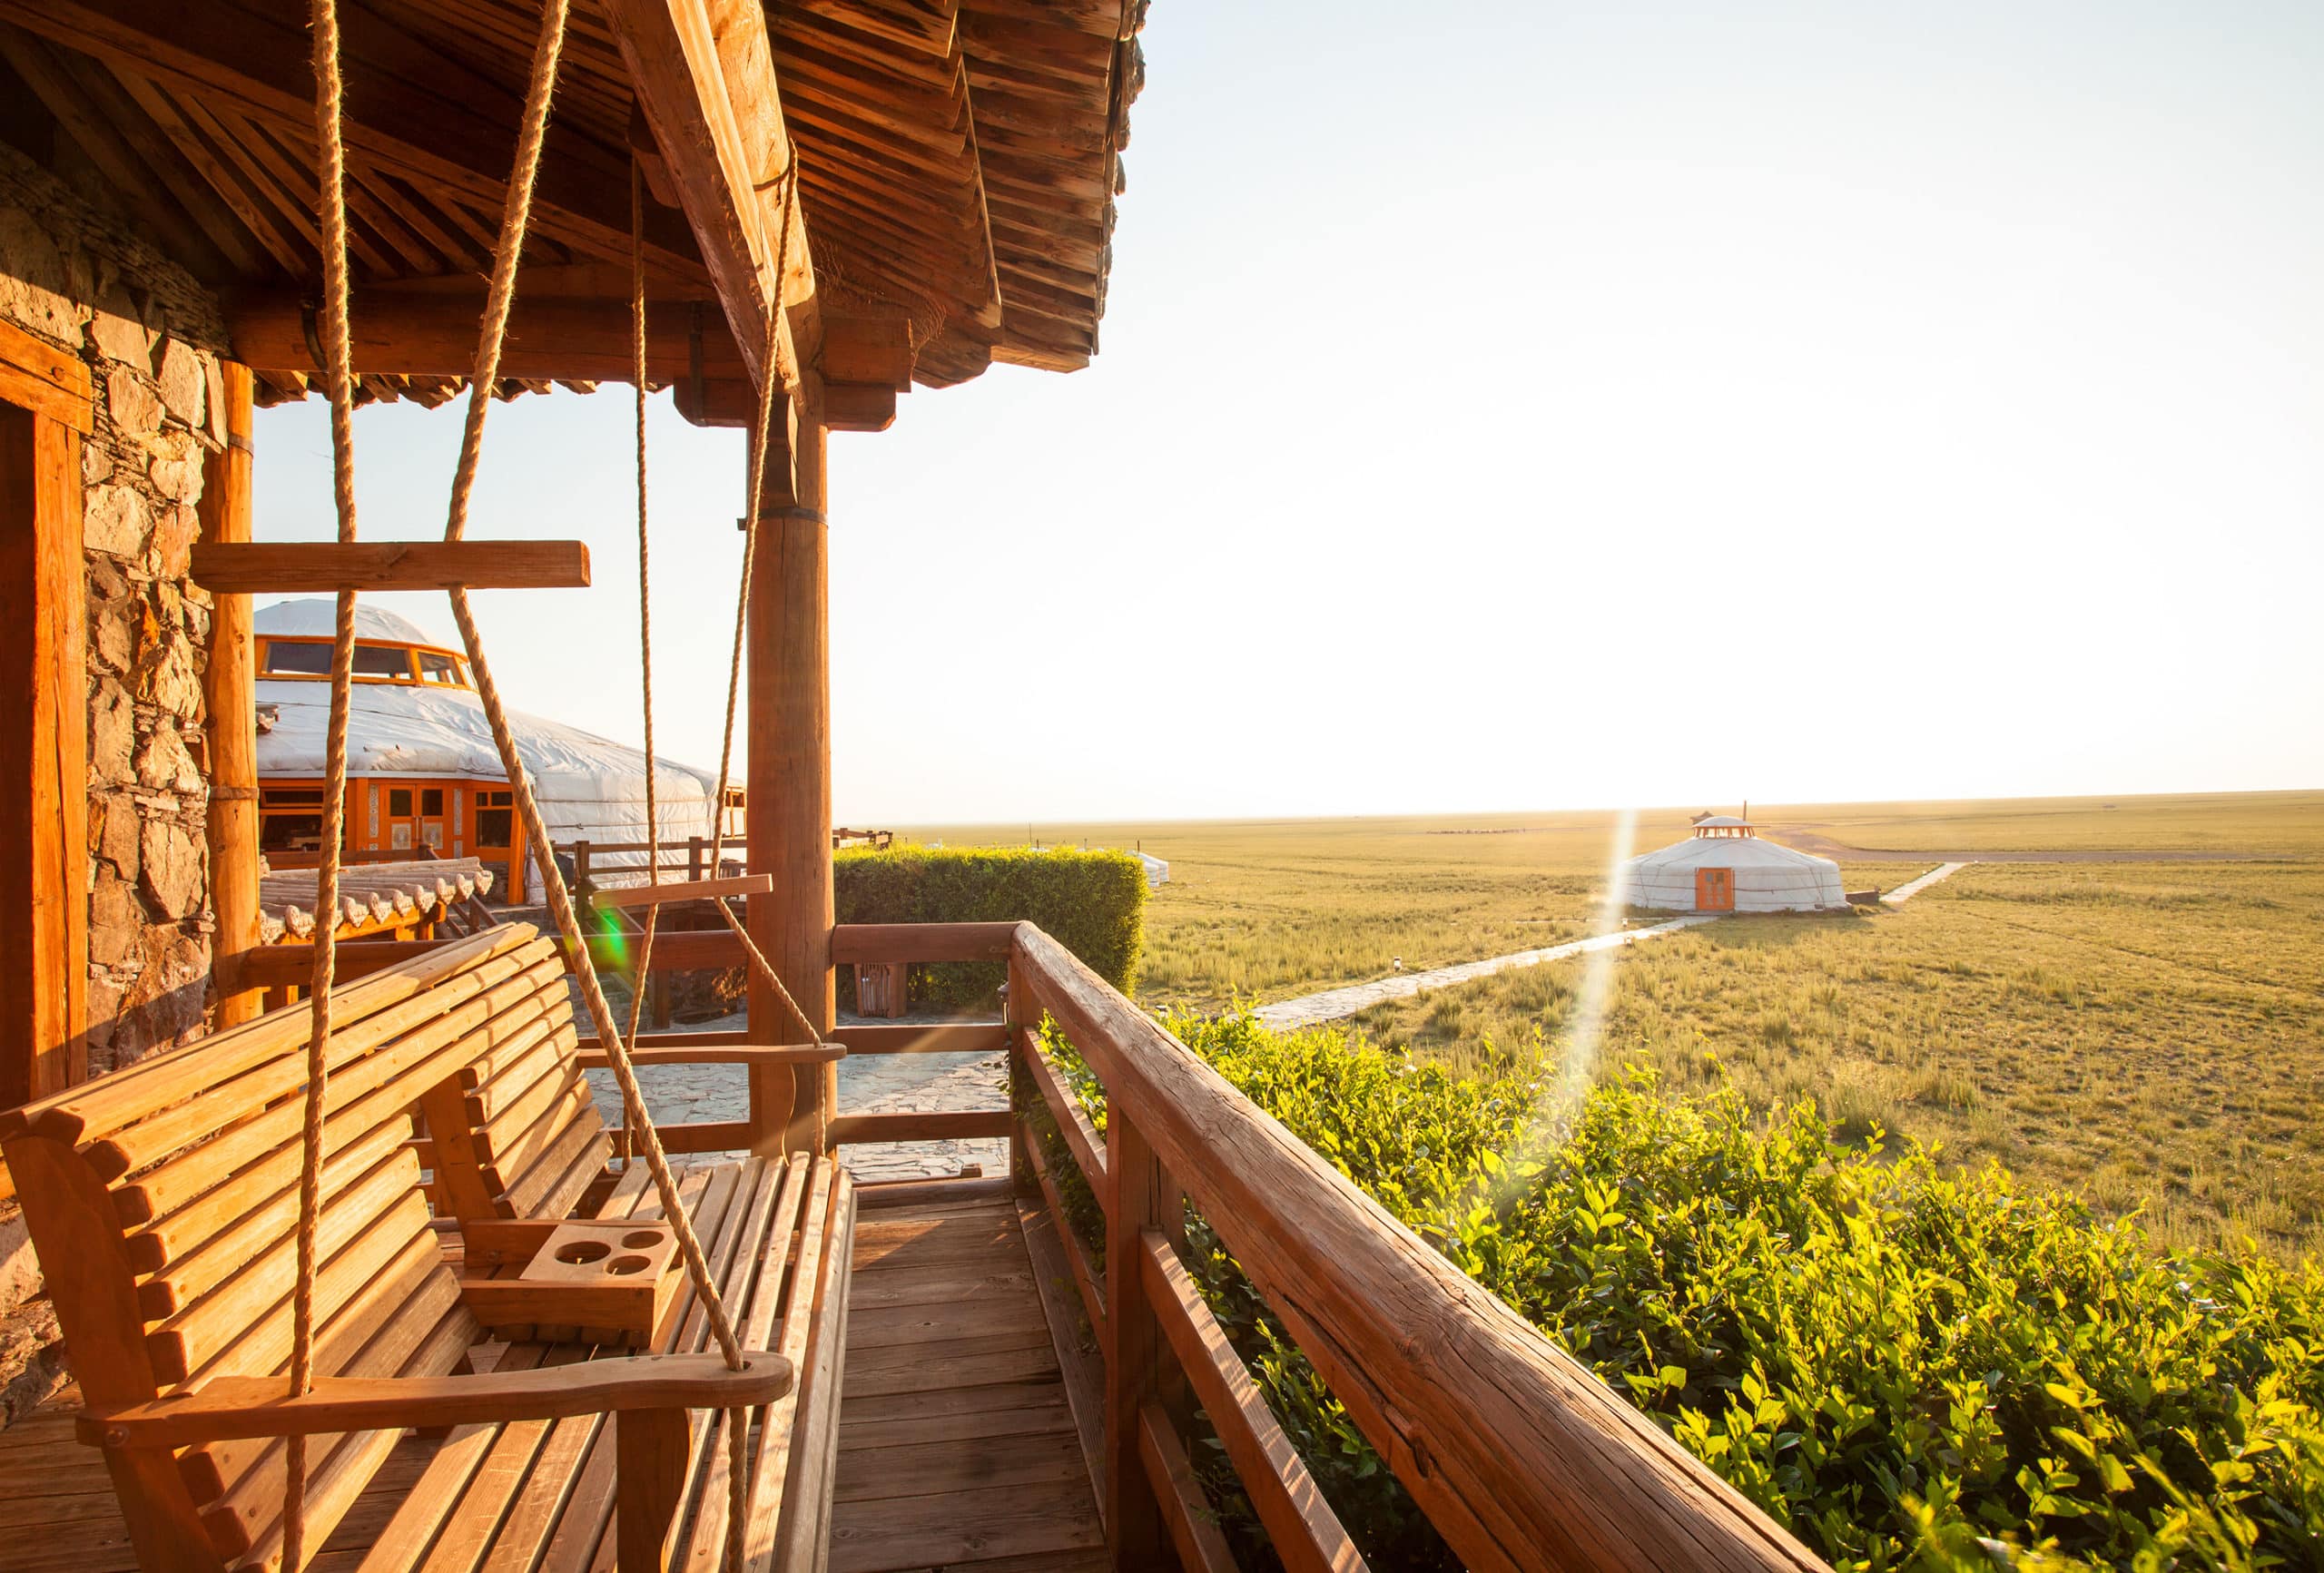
top-left (200, 363), bottom-right (261, 1028)
top-left (746, 397), bottom-right (833, 1155)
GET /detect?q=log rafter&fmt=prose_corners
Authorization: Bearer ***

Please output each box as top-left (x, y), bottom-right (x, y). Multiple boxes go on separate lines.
top-left (0, 0), bottom-right (709, 282)
top-left (602, 0), bottom-right (822, 409)
top-left (0, 0), bottom-right (1143, 406)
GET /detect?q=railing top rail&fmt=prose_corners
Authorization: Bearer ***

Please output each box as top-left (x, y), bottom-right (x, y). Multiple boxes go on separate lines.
top-left (1010, 921), bottom-right (1826, 1573)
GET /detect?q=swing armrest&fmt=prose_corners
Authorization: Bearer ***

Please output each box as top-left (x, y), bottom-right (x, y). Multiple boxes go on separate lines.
top-left (576, 1043), bottom-right (845, 1070)
top-left (78, 1351), bottom-right (791, 1449)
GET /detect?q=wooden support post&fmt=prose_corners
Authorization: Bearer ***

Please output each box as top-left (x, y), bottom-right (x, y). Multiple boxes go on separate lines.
top-left (0, 398), bottom-right (88, 1105)
top-left (200, 362), bottom-right (261, 1028)
top-left (745, 396), bottom-right (832, 1155)
top-left (1103, 1110), bottom-right (1172, 1569)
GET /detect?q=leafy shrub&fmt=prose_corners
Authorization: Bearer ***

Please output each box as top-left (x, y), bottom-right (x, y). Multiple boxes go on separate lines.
top-left (1034, 1012), bottom-right (2324, 1571)
top-left (833, 844), bottom-right (1146, 1012)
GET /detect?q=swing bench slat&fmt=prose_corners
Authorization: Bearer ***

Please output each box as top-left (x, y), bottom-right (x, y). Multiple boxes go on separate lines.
top-left (188, 540), bottom-right (593, 593)
top-left (1, 927), bottom-right (856, 1572)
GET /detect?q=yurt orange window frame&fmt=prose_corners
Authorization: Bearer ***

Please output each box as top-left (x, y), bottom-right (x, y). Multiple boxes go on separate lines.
top-left (257, 633), bottom-right (474, 689)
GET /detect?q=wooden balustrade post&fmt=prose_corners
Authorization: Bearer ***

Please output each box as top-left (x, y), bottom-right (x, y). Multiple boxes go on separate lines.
top-left (1005, 951), bottom-right (1032, 1193)
top-left (1103, 1108), bottom-right (1171, 1568)
top-left (199, 362), bottom-right (261, 1027)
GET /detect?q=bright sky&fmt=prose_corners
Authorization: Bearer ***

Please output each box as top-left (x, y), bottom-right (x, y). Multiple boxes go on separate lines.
top-left (254, 1), bottom-right (2324, 825)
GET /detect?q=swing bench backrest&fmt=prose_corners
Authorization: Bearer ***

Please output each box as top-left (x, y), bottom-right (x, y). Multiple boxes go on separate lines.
top-left (0, 925), bottom-right (596, 1567)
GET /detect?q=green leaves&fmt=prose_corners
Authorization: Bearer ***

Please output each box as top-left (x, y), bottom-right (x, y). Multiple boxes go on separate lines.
top-left (1143, 1012), bottom-right (2324, 1571)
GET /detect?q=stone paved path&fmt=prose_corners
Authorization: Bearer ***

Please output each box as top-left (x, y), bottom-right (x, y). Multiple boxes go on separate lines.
top-left (1882, 861), bottom-right (1970, 905)
top-left (1251, 915), bottom-right (1717, 1032)
top-left (579, 995), bottom-right (1009, 1184)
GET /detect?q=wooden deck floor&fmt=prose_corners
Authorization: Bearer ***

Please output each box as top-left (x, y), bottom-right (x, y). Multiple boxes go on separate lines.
top-left (831, 1178), bottom-right (1107, 1573)
top-left (0, 1177), bottom-right (1106, 1573)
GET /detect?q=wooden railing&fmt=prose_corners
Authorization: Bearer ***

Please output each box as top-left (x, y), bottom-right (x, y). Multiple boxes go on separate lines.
top-left (1004, 922), bottom-right (1828, 1573)
top-left (563, 921), bottom-right (1019, 1158)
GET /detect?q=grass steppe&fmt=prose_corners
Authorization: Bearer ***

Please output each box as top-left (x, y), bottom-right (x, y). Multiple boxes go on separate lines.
top-left (1352, 859), bottom-right (2324, 1259)
top-left (904, 811), bottom-right (1633, 1010)
top-left (912, 791), bottom-right (2324, 1259)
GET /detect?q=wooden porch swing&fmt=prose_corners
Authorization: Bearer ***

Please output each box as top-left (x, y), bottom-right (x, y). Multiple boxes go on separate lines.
top-left (3, 0), bottom-right (852, 1566)
top-left (0, 926), bottom-right (852, 1572)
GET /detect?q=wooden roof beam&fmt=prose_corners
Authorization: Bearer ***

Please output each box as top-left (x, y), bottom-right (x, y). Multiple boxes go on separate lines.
top-left (231, 290), bottom-right (912, 415)
top-left (602, 0), bottom-right (821, 413)
top-left (229, 291), bottom-right (749, 386)
top-left (189, 541), bottom-right (592, 594)
top-left (684, 378), bottom-right (893, 431)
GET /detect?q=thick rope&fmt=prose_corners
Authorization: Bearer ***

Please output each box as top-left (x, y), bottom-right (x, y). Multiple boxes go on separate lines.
top-left (283, 0), bottom-right (364, 1563)
top-left (422, 6), bottom-right (751, 1567)
top-left (625, 158), bottom-right (662, 1052)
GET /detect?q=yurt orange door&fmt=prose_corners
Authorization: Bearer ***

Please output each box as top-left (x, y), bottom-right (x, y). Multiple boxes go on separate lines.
top-left (468, 786), bottom-right (524, 901)
top-left (376, 783), bottom-right (450, 854)
top-left (1696, 868), bottom-right (1735, 912)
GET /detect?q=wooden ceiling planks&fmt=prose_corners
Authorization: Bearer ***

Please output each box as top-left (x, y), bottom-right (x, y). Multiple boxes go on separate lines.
top-left (0, 29), bottom-right (257, 280)
top-left (769, 0), bottom-right (1000, 385)
top-left (0, 0), bottom-right (705, 274)
top-left (0, 0), bottom-right (1146, 406)
top-left (112, 73), bottom-right (312, 279)
top-left (954, 0), bottom-right (1137, 372)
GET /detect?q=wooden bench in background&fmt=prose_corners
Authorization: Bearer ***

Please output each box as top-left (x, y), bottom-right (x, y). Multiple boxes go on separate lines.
top-left (0, 926), bottom-right (855, 1572)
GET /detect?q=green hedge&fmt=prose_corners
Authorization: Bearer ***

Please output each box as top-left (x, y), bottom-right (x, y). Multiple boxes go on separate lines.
top-left (1031, 1013), bottom-right (2324, 1571)
top-left (832, 845), bottom-right (1147, 1014)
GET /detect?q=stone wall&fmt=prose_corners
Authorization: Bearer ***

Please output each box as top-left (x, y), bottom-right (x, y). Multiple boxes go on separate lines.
top-left (0, 141), bottom-right (231, 1423)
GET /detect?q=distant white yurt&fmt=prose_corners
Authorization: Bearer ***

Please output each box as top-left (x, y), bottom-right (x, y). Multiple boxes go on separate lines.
top-left (1134, 850), bottom-right (1169, 889)
top-left (1624, 816), bottom-right (1846, 913)
top-left (252, 600), bottom-right (737, 902)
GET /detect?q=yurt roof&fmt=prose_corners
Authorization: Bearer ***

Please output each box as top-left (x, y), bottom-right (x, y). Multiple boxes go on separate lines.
top-left (255, 671), bottom-right (720, 804)
top-left (1695, 814), bottom-right (1749, 828)
top-left (256, 597), bottom-right (445, 646)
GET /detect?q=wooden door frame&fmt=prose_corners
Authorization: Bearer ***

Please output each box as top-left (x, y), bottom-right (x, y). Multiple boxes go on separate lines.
top-left (0, 320), bottom-right (94, 1106)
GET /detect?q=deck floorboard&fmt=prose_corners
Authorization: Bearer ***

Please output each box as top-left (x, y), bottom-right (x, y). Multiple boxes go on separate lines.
top-left (829, 1184), bottom-right (1106, 1573)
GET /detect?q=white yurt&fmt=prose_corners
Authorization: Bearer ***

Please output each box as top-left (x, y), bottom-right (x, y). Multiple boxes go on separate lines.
top-left (252, 599), bottom-right (734, 901)
top-left (1624, 815), bottom-right (1846, 913)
